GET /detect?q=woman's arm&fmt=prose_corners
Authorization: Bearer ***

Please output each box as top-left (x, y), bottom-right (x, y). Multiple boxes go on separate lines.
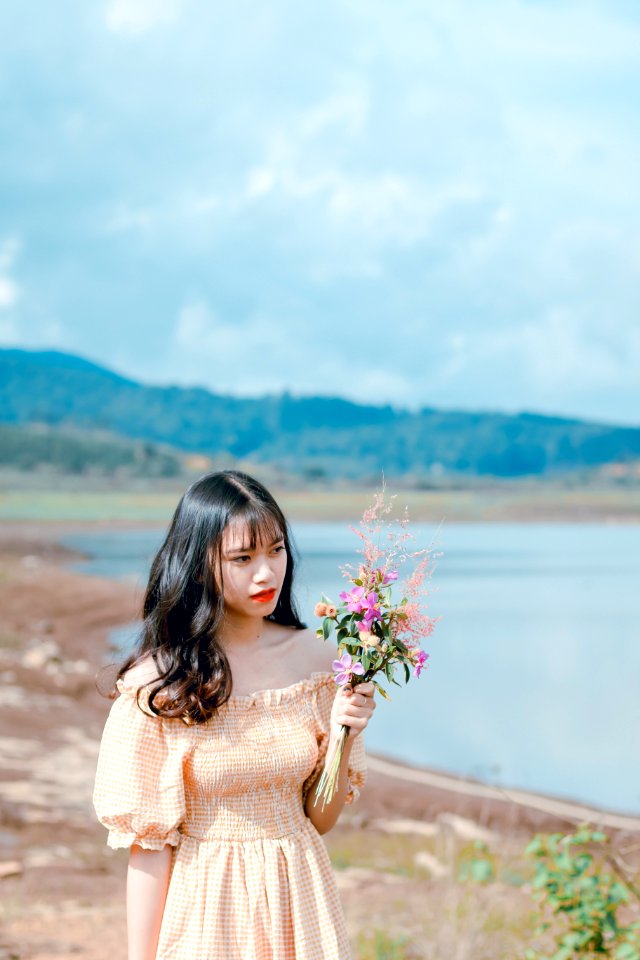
top-left (126, 844), bottom-right (173, 960)
top-left (304, 681), bottom-right (375, 835)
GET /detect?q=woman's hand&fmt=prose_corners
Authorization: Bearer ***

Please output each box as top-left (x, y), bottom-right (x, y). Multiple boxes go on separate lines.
top-left (305, 680), bottom-right (375, 834)
top-left (330, 680), bottom-right (376, 739)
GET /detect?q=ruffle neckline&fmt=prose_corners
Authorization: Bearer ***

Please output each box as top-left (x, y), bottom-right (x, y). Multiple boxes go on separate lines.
top-left (116, 670), bottom-right (336, 710)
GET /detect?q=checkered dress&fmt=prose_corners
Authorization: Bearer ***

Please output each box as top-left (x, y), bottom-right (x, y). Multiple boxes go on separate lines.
top-left (93, 671), bottom-right (366, 960)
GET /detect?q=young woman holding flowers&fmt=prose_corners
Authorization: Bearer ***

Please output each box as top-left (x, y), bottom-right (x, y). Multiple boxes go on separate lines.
top-left (93, 470), bottom-right (375, 960)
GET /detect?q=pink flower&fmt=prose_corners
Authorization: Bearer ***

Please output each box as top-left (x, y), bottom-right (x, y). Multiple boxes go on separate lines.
top-left (382, 569), bottom-right (398, 584)
top-left (413, 650), bottom-right (429, 678)
top-left (332, 651), bottom-right (365, 685)
top-left (339, 585), bottom-right (366, 613)
top-left (360, 591), bottom-right (382, 631)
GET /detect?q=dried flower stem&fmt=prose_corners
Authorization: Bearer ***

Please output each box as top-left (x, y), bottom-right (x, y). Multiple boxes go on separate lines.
top-left (314, 724), bottom-right (349, 810)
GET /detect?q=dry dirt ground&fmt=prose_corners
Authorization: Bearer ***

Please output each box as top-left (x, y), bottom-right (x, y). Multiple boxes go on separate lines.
top-left (0, 522), bottom-right (638, 960)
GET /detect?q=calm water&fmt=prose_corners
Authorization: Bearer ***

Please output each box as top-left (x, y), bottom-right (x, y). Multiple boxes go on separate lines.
top-left (62, 522), bottom-right (640, 814)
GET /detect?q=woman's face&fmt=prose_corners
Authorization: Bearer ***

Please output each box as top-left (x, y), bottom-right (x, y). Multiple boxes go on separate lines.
top-left (218, 520), bottom-right (288, 618)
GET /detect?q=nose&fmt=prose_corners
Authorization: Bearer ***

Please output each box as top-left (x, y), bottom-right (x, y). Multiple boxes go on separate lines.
top-left (254, 558), bottom-right (275, 584)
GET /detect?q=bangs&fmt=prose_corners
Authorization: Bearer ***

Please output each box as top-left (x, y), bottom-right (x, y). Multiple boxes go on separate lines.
top-left (233, 500), bottom-right (285, 549)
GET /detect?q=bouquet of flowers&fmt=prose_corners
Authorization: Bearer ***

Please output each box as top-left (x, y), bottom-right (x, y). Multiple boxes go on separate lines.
top-left (314, 488), bottom-right (439, 807)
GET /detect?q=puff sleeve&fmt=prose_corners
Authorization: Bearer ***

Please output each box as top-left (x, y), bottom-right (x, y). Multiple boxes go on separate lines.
top-left (93, 680), bottom-right (189, 851)
top-left (302, 675), bottom-right (367, 806)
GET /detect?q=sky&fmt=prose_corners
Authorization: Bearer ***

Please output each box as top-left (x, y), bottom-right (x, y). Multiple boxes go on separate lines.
top-left (1, 0), bottom-right (639, 425)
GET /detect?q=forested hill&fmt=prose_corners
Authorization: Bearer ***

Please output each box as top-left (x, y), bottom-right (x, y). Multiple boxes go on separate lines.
top-left (1, 348), bottom-right (639, 479)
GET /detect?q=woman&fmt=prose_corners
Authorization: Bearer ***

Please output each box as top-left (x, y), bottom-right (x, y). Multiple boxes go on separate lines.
top-left (93, 470), bottom-right (375, 960)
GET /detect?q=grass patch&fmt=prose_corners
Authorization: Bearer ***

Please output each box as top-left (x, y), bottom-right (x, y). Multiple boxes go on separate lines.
top-left (0, 480), bottom-right (638, 523)
top-left (356, 929), bottom-right (415, 959)
top-left (0, 629), bottom-right (23, 650)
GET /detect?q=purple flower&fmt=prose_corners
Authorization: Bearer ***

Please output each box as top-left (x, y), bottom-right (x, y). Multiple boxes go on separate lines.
top-left (382, 569), bottom-right (398, 584)
top-left (413, 650), bottom-right (429, 678)
top-left (332, 651), bottom-right (365, 685)
top-left (339, 585), bottom-right (366, 613)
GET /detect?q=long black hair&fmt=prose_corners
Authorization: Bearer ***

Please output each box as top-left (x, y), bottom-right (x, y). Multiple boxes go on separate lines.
top-left (117, 470), bottom-right (305, 722)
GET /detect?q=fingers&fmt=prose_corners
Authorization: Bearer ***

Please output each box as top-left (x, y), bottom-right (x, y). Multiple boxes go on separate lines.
top-left (333, 682), bottom-right (376, 737)
top-left (331, 679), bottom-right (377, 740)
top-left (352, 680), bottom-right (375, 697)
top-left (343, 691), bottom-right (375, 709)
top-left (343, 680), bottom-right (375, 699)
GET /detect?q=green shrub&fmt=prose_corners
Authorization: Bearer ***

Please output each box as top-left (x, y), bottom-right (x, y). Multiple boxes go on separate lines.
top-left (524, 824), bottom-right (640, 960)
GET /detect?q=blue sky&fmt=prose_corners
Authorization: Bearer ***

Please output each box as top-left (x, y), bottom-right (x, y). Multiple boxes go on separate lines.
top-left (1, 0), bottom-right (639, 424)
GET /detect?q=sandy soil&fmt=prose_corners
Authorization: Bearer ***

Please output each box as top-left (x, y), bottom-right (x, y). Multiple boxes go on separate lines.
top-left (0, 522), bottom-right (638, 960)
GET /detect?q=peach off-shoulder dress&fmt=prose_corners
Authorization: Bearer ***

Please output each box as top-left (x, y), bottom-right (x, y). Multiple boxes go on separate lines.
top-left (93, 671), bottom-right (366, 960)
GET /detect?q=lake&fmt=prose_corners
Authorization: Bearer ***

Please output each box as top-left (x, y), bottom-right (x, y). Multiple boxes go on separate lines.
top-left (61, 521), bottom-right (640, 815)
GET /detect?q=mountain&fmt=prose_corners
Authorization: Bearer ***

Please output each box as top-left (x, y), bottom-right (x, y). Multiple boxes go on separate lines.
top-left (1, 348), bottom-right (639, 479)
top-left (0, 422), bottom-right (181, 477)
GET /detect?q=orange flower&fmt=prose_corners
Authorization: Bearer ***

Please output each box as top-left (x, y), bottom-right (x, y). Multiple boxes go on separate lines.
top-left (314, 602), bottom-right (328, 617)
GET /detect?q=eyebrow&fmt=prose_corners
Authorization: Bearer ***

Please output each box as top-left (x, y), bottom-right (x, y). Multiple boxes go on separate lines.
top-left (226, 537), bottom-right (284, 553)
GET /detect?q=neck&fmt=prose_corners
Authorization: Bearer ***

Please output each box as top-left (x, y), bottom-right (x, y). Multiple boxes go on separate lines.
top-left (219, 611), bottom-right (266, 650)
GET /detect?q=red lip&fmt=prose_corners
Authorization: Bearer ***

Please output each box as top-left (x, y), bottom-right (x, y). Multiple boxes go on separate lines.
top-left (250, 589), bottom-right (276, 603)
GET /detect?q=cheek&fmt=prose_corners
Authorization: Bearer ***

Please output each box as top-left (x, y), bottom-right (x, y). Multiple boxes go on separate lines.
top-left (220, 563), bottom-right (245, 600)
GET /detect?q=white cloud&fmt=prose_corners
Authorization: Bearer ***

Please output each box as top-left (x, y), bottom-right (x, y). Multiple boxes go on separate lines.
top-left (104, 189), bottom-right (222, 235)
top-left (4, 0), bottom-right (640, 423)
top-left (244, 125), bottom-right (488, 248)
top-left (171, 297), bottom-right (303, 395)
top-left (0, 238), bottom-right (20, 272)
top-left (516, 307), bottom-right (626, 392)
top-left (105, 0), bottom-right (185, 35)
top-left (0, 317), bottom-right (19, 341)
top-left (0, 277), bottom-right (19, 310)
top-left (0, 238), bottom-right (21, 310)
top-left (105, 202), bottom-right (155, 234)
top-left (246, 168), bottom-right (276, 199)
top-left (299, 90), bottom-right (369, 140)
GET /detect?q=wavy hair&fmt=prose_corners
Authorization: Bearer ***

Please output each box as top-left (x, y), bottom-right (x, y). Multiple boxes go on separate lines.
top-left (116, 470), bottom-right (305, 722)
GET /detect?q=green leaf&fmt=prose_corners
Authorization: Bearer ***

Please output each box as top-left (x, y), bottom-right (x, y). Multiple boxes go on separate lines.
top-left (525, 836), bottom-right (543, 856)
top-left (321, 618), bottom-right (332, 641)
top-left (471, 859), bottom-right (494, 883)
top-left (615, 944), bottom-right (640, 960)
top-left (611, 882), bottom-right (629, 903)
top-left (341, 637), bottom-right (361, 649)
top-left (402, 662), bottom-right (411, 684)
top-left (372, 679), bottom-right (390, 700)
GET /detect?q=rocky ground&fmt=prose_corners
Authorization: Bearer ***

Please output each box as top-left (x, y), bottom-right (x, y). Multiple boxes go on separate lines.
top-left (0, 522), bottom-right (638, 960)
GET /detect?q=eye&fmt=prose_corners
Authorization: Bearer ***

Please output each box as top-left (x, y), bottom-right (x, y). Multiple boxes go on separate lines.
top-left (231, 555), bottom-right (251, 563)
top-left (271, 544), bottom-right (286, 555)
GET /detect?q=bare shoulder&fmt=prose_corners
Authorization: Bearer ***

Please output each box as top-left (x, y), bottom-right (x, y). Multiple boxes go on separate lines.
top-left (296, 626), bottom-right (336, 676)
top-left (122, 654), bottom-right (162, 691)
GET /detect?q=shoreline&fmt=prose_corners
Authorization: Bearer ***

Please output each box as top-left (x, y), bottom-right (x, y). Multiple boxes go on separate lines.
top-left (365, 754), bottom-right (640, 833)
top-left (1, 476), bottom-right (639, 526)
top-left (0, 520), bottom-right (637, 833)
